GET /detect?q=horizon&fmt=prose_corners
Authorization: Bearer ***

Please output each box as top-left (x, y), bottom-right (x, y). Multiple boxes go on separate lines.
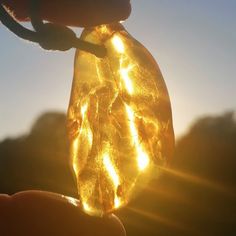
top-left (1, 0), bottom-right (236, 141)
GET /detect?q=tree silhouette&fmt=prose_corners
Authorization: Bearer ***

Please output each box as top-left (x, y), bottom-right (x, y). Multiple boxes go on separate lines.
top-left (0, 111), bottom-right (235, 236)
top-left (0, 112), bottom-right (77, 197)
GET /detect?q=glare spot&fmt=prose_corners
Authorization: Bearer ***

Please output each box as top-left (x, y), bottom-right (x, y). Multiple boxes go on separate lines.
top-left (72, 137), bottom-right (79, 176)
top-left (64, 196), bottom-right (79, 207)
top-left (114, 196), bottom-right (121, 209)
top-left (125, 104), bottom-right (149, 171)
top-left (120, 65), bottom-right (134, 94)
top-left (82, 202), bottom-right (94, 214)
top-left (137, 147), bottom-right (149, 170)
top-left (112, 35), bottom-right (125, 53)
top-left (103, 153), bottom-right (120, 188)
top-left (81, 103), bottom-right (88, 118)
top-left (103, 151), bottom-right (122, 207)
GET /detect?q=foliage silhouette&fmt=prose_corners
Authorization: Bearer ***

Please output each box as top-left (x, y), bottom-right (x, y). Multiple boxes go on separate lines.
top-left (0, 111), bottom-right (235, 236)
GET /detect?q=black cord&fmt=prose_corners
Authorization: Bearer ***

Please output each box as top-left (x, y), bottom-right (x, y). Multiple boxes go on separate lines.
top-left (0, 4), bottom-right (38, 42)
top-left (0, 2), bottom-right (107, 57)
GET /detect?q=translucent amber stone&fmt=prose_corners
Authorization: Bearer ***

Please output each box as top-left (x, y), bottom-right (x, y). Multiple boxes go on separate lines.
top-left (67, 23), bottom-right (174, 216)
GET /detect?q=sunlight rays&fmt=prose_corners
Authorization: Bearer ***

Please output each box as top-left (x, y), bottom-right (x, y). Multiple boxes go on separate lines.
top-left (160, 166), bottom-right (236, 196)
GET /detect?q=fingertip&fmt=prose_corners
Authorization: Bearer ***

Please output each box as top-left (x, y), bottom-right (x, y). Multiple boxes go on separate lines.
top-left (2, 0), bottom-right (131, 27)
top-left (1, 0), bottom-right (29, 21)
top-left (0, 194), bottom-right (11, 201)
top-left (88, 0), bottom-right (132, 27)
top-left (0, 194), bottom-right (11, 210)
top-left (0, 194), bottom-right (11, 234)
top-left (107, 214), bottom-right (126, 236)
top-left (1, 191), bottom-right (126, 236)
top-left (114, 0), bottom-right (132, 22)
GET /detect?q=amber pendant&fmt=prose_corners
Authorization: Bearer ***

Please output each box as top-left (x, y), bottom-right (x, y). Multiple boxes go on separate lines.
top-left (67, 23), bottom-right (174, 216)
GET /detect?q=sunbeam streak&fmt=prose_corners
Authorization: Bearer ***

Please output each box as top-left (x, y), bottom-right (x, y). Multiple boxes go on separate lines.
top-left (127, 206), bottom-right (199, 235)
top-left (160, 167), bottom-right (236, 196)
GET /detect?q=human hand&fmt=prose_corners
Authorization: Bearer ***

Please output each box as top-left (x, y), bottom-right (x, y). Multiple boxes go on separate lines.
top-left (0, 191), bottom-right (125, 236)
top-left (1, 0), bottom-right (131, 27)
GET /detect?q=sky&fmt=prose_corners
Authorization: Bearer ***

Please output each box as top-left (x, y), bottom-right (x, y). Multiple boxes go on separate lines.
top-left (0, 0), bottom-right (236, 141)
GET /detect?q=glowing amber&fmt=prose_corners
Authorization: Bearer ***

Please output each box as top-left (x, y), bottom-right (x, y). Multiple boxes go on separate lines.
top-left (67, 23), bottom-right (174, 216)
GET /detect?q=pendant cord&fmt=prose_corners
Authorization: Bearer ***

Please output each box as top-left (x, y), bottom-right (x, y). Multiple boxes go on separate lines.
top-left (0, 2), bottom-right (107, 58)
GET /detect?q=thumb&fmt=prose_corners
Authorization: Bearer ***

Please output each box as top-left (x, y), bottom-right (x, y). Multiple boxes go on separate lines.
top-left (0, 191), bottom-right (126, 236)
top-left (1, 0), bottom-right (131, 27)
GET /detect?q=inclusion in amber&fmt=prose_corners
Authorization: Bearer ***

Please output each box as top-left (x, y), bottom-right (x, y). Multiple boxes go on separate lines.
top-left (67, 23), bottom-right (174, 216)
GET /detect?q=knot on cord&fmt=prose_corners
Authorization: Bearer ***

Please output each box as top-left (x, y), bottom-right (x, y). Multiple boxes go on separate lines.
top-left (36, 23), bottom-right (76, 51)
top-left (0, 2), bottom-right (107, 57)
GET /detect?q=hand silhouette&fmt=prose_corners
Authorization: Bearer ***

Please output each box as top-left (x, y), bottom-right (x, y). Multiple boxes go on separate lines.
top-left (0, 191), bottom-right (126, 236)
top-left (1, 0), bottom-right (131, 27)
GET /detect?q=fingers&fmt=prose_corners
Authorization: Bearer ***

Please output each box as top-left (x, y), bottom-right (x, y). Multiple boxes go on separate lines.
top-left (0, 191), bottom-right (126, 236)
top-left (2, 0), bottom-right (131, 27)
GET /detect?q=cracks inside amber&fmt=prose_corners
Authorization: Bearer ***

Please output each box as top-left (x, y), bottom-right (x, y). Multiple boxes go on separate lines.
top-left (67, 23), bottom-right (174, 216)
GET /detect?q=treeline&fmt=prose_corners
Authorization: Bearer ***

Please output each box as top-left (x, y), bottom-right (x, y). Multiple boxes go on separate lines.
top-left (0, 111), bottom-right (235, 236)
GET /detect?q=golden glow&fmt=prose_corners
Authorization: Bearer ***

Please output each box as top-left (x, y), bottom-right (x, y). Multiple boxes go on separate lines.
top-left (113, 35), bottom-right (134, 94)
top-left (72, 137), bottom-right (79, 176)
top-left (160, 167), bottom-right (235, 196)
top-left (71, 102), bottom-right (93, 178)
top-left (81, 103), bottom-right (88, 118)
top-left (127, 206), bottom-right (194, 234)
top-left (125, 104), bottom-right (150, 170)
top-left (112, 35), bottom-right (125, 53)
top-left (99, 25), bottom-right (109, 34)
top-left (82, 202), bottom-right (94, 215)
top-left (114, 196), bottom-right (121, 209)
top-left (63, 196), bottom-right (79, 207)
top-left (67, 23), bottom-right (174, 216)
top-left (120, 61), bottom-right (134, 94)
top-left (103, 152), bottom-right (120, 188)
top-left (80, 102), bottom-right (93, 146)
top-left (103, 151), bottom-right (121, 208)
top-left (137, 149), bottom-right (150, 170)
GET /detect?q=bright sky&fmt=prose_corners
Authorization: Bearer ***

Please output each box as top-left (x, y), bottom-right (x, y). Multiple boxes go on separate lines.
top-left (0, 0), bottom-right (235, 141)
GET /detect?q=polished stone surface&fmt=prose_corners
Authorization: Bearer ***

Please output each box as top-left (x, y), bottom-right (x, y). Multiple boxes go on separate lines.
top-left (67, 23), bottom-right (174, 216)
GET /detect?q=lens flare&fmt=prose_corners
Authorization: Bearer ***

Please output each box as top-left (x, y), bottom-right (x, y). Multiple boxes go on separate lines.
top-left (112, 35), bottom-right (125, 53)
